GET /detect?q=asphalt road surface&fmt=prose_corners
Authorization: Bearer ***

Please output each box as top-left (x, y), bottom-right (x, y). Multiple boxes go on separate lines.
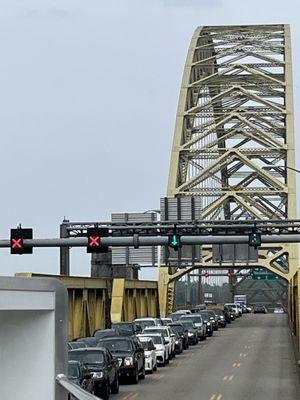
top-left (114, 314), bottom-right (300, 400)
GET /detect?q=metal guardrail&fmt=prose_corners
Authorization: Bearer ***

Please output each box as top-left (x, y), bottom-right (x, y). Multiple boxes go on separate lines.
top-left (56, 375), bottom-right (100, 400)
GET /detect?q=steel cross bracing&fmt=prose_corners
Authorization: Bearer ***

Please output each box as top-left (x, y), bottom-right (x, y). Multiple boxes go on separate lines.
top-left (61, 219), bottom-right (300, 236)
top-left (160, 24), bottom-right (298, 316)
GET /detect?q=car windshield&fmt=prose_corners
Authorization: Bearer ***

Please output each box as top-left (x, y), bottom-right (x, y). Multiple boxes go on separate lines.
top-left (181, 321), bottom-right (194, 329)
top-left (69, 351), bottom-right (104, 365)
top-left (190, 316), bottom-right (202, 323)
top-left (68, 364), bottom-right (80, 379)
top-left (148, 335), bottom-right (163, 344)
top-left (199, 312), bottom-right (210, 320)
top-left (139, 341), bottom-right (149, 350)
top-left (135, 320), bottom-right (155, 329)
top-left (99, 339), bottom-right (133, 352)
top-left (170, 325), bottom-right (184, 334)
top-left (112, 323), bottom-right (132, 331)
top-left (69, 342), bottom-right (86, 349)
top-left (207, 312), bottom-right (215, 318)
top-left (145, 329), bottom-right (168, 338)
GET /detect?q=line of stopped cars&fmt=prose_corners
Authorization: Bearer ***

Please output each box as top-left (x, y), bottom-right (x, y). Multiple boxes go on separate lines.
top-left (67, 303), bottom-right (250, 399)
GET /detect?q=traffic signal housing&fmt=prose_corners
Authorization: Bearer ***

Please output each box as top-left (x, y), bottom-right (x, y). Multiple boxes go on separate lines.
top-left (227, 271), bottom-right (232, 278)
top-left (168, 233), bottom-right (182, 251)
top-left (87, 227), bottom-right (109, 253)
top-left (249, 231), bottom-right (261, 248)
top-left (204, 271), bottom-right (209, 278)
top-left (10, 228), bottom-right (33, 255)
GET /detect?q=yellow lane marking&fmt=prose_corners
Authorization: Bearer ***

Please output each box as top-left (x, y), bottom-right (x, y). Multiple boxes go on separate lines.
top-left (233, 362), bottom-right (241, 367)
top-left (122, 394), bottom-right (133, 400)
top-left (223, 375), bottom-right (234, 381)
top-left (211, 395), bottom-right (222, 400)
top-left (152, 373), bottom-right (165, 381)
top-left (209, 394), bottom-right (222, 400)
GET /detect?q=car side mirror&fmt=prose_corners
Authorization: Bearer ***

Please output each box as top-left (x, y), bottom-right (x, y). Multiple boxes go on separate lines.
top-left (84, 372), bottom-right (92, 379)
top-left (171, 333), bottom-right (176, 338)
top-left (165, 339), bottom-right (169, 344)
top-left (135, 324), bottom-right (142, 333)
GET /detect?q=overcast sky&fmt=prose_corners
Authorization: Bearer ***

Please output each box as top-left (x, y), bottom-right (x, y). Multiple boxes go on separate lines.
top-left (0, 0), bottom-right (299, 278)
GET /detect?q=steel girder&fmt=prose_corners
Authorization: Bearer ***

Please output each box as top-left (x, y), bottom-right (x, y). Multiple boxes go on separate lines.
top-left (160, 24), bottom-right (298, 316)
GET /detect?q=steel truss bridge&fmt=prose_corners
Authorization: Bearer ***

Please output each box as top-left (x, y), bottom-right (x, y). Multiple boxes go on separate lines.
top-left (159, 24), bottom-right (299, 331)
top-left (16, 24), bottom-right (300, 359)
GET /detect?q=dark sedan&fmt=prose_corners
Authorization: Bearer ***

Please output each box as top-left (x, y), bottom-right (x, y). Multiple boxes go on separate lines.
top-left (198, 311), bottom-right (214, 336)
top-left (68, 347), bottom-right (119, 400)
top-left (254, 305), bottom-right (267, 314)
top-left (212, 310), bottom-right (227, 328)
top-left (168, 322), bottom-right (189, 350)
top-left (98, 336), bottom-right (145, 384)
top-left (180, 320), bottom-right (198, 345)
top-left (224, 305), bottom-right (236, 322)
top-left (207, 311), bottom-right (219, 331)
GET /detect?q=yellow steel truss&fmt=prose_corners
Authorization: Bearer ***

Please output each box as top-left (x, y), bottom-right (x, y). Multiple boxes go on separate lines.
top-left (160, 24), bottom-right (298, 316)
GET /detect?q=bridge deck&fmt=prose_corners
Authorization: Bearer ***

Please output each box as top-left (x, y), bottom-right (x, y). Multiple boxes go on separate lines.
top-left (114, 314), bottom-right (299, 400)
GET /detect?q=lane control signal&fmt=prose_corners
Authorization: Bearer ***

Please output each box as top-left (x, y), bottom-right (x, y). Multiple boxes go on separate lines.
top-left (168, 233), bottom-right (182, 251)
top-left (249, 231), bottom-right (261, 248)
top-left (204, 271), bottom-right (209, 278)
top-left (87, 227), bottom-right (109, 253)
top-left (10, 228), bottom-right (33, 255)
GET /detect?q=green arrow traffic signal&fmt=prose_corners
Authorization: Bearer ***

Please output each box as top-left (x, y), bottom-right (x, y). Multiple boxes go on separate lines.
top-left (249, 231), bottom-right (261, 248)
top-left (168, 234), bottom-right (182, 250)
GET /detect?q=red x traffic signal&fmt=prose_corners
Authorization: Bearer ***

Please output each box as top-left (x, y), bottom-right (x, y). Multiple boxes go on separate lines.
top-left (87, 227), bottom-right (109, 253)
top-left (204, 271), bottom-right (209, 278)
top-left (10, 228), bottom-right (33, 255)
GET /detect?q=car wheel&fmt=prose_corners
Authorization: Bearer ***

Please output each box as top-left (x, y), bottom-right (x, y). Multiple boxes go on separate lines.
top-left (154, 362), bottom-right (158, 371)
top-left (139, 364), bottom-right (146, 380)
top-left (111, 373), bottom-right (119, 394)
top-left (166, 356), bottom-right (169, 365)
top-left (97, 381), bottom-right (110, 400)
top-left (131, 367), bottom-right (139, 384)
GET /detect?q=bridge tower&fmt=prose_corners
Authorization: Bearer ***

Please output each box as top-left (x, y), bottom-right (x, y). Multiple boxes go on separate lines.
top-left (159, 24), bottom-right (298, 316)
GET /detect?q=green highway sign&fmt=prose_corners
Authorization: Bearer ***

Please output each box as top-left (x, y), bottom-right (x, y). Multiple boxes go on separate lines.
top-left (251, 272), bottom-right (279, 280)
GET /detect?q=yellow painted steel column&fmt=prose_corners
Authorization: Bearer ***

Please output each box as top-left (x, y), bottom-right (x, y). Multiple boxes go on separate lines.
top-left (158, 266), bottom-right (171, 317)
top-left (111, 278), bottom-right (125, 323)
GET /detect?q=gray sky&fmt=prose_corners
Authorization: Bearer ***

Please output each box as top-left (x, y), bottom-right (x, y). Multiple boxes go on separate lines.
top-left (0, 0), bottom-right (299, 278)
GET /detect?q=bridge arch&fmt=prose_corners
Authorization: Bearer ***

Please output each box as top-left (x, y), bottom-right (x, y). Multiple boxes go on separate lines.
top-left (159, 24), bottom-right (298, 316)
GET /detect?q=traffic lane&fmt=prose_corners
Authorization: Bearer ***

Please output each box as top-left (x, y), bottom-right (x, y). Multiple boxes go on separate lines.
top-left (113, 315), bottom-right (300, 400)
top-left (219, 314), bottom-right (300, 400)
